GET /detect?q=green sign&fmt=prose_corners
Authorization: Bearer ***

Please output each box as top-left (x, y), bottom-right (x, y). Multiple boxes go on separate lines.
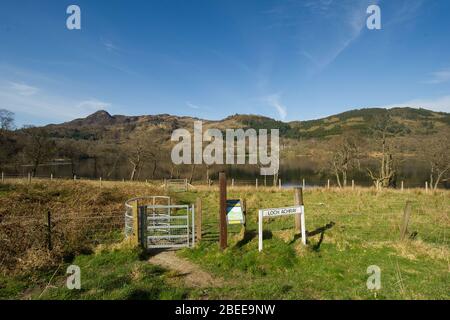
top-left (226, 200), bottom-right (245, 225)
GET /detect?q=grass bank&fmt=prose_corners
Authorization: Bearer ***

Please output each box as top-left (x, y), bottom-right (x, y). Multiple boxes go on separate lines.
top-left (0, 180), bottom-right (448, 299)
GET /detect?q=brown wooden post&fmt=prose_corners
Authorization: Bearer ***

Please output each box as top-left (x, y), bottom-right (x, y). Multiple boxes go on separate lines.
top-left (219, 172), bottom-right (227, 250)
top-left (327, 179), bottom-right (330, 189)
top-left (240, 198), bottom-right (247, 238)
top-left (294, 187), bottom-right (303, 234)
top-left (302, 178), bottom-right (305, 189)
top-left (351, 179), bottom-right (355, 190)
top-left (400, 201), bottom-right (412, 241)
top-left (242, 198), bottom-right (247, 230)
top-left (401, 181), bottom-right (404, 192)
top-left (47, 211), bottom-right (52, 250)
top-left (195, 197), bottom-right (202, 243)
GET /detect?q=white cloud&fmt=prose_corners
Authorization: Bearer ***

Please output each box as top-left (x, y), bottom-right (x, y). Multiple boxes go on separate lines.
top-left (264, 93), bottom-right (287, 120)
top-left (9, 82), bottom-right (39, 96)
top-left (76, 99), bottom-right (111, 112)
top-left (368, 96), bottom-right (450, 113)
top-left (186, 101), bottom-right (201, 109)
top-left (423, 69), bottom-right (450, 84)
top-left (102, 39), bottom-right (120, 54)
top-left (0, 81), bottom-right (114, 124)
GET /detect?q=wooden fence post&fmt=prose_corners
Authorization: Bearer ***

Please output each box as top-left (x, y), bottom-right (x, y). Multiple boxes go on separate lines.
top-left (327, 179), bottom-right (330, 189)
top-left (47, 211), bottom-right (52, 250)
top-left (241, 198), bottom-right (247, 231)
top-left (195, 197), bottom-right (202, 243)
top-left (400, 201), bottom-right (412, 241)
top-left (294, 187), bottom-right (303, 234)
top-left (352, 179), bottom-right (355, 190)
top-left (256, 178), bottom-right (258, 189)
top-left (219, 172), bottom-right (227, 250)
top-left (401, 181), bottom-right (404, 192)
top-left (302, 178), bottom-right (305, 190)
top-left (425, 181), bottom-right (428, 193)
top-left (50, 173), bottom-right (53, 181)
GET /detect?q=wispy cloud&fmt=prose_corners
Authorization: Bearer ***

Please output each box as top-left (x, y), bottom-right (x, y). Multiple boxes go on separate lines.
top-left (309, 0), bottom-right (377, 71)
top-left (76, 99), bottom-right (111, 112)
top-left (102, 39), bottom-right (121, 54)
top-left (186, 101), bottom-right (201, 110)
top-left (0, 80), bottom-right (114, 125)
top-left (263, 93), bottom-right (287, 120)
top-left (367, 95), bottom-right (450, 113)
top-left (9, 82), bottom-right (39, 96)
top-left (423, 69), bottom-right (450, 84)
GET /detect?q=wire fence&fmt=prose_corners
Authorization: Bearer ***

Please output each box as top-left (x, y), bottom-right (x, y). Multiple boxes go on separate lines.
top-left (0, 211), bottom-right (125, 273)
top-left (1, 172), bottom-right (447, 190)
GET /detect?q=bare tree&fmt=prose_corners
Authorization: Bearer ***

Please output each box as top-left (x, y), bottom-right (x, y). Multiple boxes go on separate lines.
top-left (0, 110), bottom-right (19, 171)
top-left (0, 109), bottom-right (15, 131)
top-left (328, 135), bottom-right (360, 188)
top-left (59, 140), bottom-right (84, 177)
top-left (427, 132), bottom-right (450, 189)
top-left (22, 126), bottom-right (55, 177)
top-left (126, 132), bottom-right (160, 181)
top-left (367, 114), bottom-right (398, 189)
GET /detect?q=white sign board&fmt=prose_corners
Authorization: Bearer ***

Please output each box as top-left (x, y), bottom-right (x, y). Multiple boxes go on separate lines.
top-left (258, 205), bottom-right (306, 252)
top-left (261, 206), bottom-right (302, 218)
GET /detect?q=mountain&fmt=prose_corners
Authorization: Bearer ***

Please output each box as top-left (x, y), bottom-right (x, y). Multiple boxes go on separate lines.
top-left (44, 107), bottom-right (449, 141)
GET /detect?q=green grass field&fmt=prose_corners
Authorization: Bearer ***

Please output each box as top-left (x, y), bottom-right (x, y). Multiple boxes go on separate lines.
top-left (0, 180), bottom-right (448, 300)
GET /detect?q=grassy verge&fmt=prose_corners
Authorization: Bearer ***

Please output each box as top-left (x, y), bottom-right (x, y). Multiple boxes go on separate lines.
top-left (1, 246), bottom-right (189, 300)
top-left (1, 180), bottom-right (448, 299)
top-left (177, 188), bottom-right (449, 299)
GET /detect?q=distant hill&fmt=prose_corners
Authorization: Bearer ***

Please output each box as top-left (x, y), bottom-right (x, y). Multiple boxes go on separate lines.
top-left (44, 107), bottom-right (449, 141)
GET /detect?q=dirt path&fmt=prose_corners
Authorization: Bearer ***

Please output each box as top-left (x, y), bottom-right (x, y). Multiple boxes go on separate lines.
top-left (148, 250), bottom-right (223, 288)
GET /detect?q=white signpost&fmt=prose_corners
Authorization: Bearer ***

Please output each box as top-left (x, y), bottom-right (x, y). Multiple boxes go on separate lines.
top-left (258, 205), bottom-right (306, 252)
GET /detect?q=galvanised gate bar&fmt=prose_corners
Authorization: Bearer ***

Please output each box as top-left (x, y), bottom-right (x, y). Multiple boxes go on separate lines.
top-left (125, 196), bottom-right (195, 249)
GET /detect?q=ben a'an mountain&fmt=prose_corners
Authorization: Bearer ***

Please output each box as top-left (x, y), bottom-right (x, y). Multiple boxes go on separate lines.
top-left (45, 107), bottom-right (449, 141)
top-left (13, 106), bottom-right (447, 186)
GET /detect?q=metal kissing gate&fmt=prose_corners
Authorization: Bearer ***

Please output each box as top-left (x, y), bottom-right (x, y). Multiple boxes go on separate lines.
top-left (125, 196), bottom-right (195, 249)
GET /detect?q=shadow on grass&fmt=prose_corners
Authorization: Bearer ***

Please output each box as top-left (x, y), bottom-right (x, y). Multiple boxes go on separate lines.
top-left (234, 229), bottom-right (272, 248)
top-left (288, 221), bottom-right (336, 251)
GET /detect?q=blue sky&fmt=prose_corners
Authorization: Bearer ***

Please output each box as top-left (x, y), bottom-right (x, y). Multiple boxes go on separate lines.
top-left (0, 0), bottom-right (449, 127)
